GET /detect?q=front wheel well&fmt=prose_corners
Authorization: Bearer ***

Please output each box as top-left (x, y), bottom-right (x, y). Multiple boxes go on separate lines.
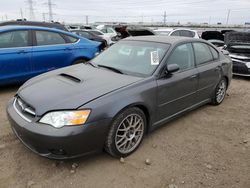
top-left (113, 104), bottom-right (150, 134)
top-left (72, 57), bottom-right (89, 65)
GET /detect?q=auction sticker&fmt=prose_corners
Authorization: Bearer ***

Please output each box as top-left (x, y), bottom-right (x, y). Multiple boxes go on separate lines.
top-left (150, 51), bottom-right (159, 65)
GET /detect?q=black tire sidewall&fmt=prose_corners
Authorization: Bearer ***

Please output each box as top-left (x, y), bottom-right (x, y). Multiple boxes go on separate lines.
top-left (213, 78), bottom-right (227, 105)
top-left (105, 107), bottom-right (146, 158)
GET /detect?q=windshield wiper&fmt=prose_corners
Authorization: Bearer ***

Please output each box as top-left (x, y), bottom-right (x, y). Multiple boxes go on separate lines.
top-left (98, 65), bottom-right (124, 74)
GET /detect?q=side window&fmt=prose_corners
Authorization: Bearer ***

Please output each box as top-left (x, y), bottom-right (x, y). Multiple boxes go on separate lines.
top-left (78, 32), bottom-right (91, 38)
top-left (107, 28), bottom-right (114, 33)
top-left (0, 30), bottom-right (28, 48)
top-left (64, 34), bottom-right (78, 43)
top-left (101, 28), bottom-right (107, 33)
top-left (35, 31), bottom-right (66, 46)
top-left (209, 46), bottom-right (219, 60)
top-left (180, 30), bottom-right (195, 38)
top-left (167, 43), bottom-right (195, 71)
top-left (193, 43), bottom-right (213, 65)
top-left (170, 31), bottom-right (180, 36)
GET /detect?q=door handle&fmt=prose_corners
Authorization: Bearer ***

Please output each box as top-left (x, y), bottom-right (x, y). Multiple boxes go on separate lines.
top-left (215, 66), bottom-right (221, 71)
top-left (17, 50), bottom-right (28, 54)
top-left (190, 74), bottom-right (198, 79)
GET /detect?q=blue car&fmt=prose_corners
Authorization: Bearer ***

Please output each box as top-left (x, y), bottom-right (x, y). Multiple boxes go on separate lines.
top-left (0, 26), bottom-right (100, 85)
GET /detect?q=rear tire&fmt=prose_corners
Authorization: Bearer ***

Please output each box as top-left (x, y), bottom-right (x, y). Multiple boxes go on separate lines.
top-left (211, 78), bottom-right (227, 105)
top-left (105, 107), bottom-right (146, 158)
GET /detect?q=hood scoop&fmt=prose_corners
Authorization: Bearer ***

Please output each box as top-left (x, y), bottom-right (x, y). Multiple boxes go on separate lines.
top-left (59, 73), bottom-right (82, 83)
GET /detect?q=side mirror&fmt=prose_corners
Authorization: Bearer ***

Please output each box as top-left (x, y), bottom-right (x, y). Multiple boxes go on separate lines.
top-left (166, 64), bottom-right (180, 74)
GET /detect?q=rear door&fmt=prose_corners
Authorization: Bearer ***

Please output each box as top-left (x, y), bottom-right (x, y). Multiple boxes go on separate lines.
top-left (192, 42), bottom-right (221, 102)
top-left (156, 43), bottom-right (199, 123)
top-left (31, 30), bottom-right (76, 75)
top-left (0, 30), bottom-right (32, 84)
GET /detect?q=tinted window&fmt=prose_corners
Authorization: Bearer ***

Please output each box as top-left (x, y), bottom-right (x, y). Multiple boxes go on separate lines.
top-left (193, 43), bottom-right (213, 65)
top-left (167, 43), bottom-right (194, 71)
top-left (107, 28), bottom-right (114, 33)
top-left (77, 31), bottom-right (91, 38)
top-left (179, 30), bottom-right (195, 37)
top-left (35, 31), bottom-right (66, 46)
top-left (0, 30), bottom-right (28, 48)
top-left (209, 46), bottom-right (219, 60)
top-left (170, 31), bottom-right (180, 36)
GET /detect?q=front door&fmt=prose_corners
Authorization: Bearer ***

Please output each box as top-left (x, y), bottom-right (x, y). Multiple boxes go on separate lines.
top-left (31, 30), bottom-right (75, 76)
top-left (156, 43), bottom-right (198, 124)
top-left (0, 30), bottom-right (32, 85)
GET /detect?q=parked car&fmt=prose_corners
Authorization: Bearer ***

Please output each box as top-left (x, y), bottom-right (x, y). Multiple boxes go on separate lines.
top-left (7, 36), bottom-right (232, 159)
top-left (0, 26), bottom-right (100, 85)
top-left (111, 26), bottom-right (155, 42)
top-left (201, 31), bottom-right (225, 47)
top-left (67, 25), bottom-right (93, 30)
top-left (154, 28), bottom-right (199, 38)
top-left (223, 32), bottom-right (250, 76)
top-left (71, 29), bottom-right (107, 50)
top-left (96, 25), bottom-right (117, 38)
top-left (83, 29), bottom-right (113, 45)
top-left (0, 20), bottom-right (68, 31)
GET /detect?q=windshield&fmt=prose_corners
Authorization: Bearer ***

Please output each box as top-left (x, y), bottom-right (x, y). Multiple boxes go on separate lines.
top-left (91, 41), bottom-right (170, 77)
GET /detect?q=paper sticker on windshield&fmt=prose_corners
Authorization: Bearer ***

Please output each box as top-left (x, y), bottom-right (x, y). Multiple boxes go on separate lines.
top-left (151, 51), bottom-right (159, 65)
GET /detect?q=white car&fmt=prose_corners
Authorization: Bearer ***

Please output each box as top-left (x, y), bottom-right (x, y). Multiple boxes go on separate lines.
top-left (89, 29), bottom-right (113, 45)
top-left (96, 25), bottom-right (117, 38)
top-left (154, 28), bottom-right (199, 38)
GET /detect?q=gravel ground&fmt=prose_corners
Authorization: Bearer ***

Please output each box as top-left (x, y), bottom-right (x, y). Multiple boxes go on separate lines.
top-left (0, 77), bottom-right (249, 188)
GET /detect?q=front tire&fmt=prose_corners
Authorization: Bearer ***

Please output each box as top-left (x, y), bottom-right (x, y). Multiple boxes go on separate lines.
top-left (105, 107), bottom-right (146, 158)
top-left (212, 78), bottom-right (227, 105)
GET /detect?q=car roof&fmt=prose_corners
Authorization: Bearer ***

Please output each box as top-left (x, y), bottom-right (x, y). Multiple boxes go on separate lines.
top-left (123, 36), bottom-right (203, 45)
top-left (0, 21), bottom-right (67, 31)
top-left (0, 25), bottom-right (79, 38)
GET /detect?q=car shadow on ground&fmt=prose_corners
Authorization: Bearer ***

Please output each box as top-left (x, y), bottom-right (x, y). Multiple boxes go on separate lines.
top-left (0, 84), bottom-right (20, 94)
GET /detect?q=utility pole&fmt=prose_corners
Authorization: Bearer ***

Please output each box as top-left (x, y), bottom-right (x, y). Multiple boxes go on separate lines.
top-left (20, 8), bottom-right (24, 20)
top-left (85, 15), bottom-right (89, 25)
top-left (48, 0), bottom-right (54, 21)
top-left (163, 11), bottom-right (167, 25)
top-left (226, 9), bottom-right (231, 25)
top-left (27, 0), bottom-right (35, 20)
top-left (42, 13), bottom-right (46, 21)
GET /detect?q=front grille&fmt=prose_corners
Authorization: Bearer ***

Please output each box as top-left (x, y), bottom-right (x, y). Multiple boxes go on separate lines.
top-left (13, 97), bottom-right (36, 122)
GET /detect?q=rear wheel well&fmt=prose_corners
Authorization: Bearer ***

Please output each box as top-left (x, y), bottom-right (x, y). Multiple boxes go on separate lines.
top-left (223, 76), bottom-right (229, 88)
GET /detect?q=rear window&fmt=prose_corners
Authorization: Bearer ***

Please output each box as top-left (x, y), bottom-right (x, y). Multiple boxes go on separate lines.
top-left (193, 42), bottom-right (213, 65)
top-left (66, 35), bottom-right (79, 43)
top-left (36, 30), bottom-right (66, 46)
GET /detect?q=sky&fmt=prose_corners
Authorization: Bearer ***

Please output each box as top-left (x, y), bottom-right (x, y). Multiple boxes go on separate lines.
top-left (0, 0), bottom-right (250, 25)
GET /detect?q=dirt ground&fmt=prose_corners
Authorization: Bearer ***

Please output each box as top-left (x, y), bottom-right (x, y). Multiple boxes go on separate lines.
top-left (0, 77), bottom-right (249, 188)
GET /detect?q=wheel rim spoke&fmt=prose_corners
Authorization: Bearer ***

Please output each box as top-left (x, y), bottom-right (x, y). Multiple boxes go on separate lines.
top-left (115, 114), bottom-right (144, 154)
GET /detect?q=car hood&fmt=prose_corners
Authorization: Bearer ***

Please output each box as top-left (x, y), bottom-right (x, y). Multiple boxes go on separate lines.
top-left (17, 64), bottom-right (142, 116)
top-left (225, 32), bottom-right (250, 46)
top-left (201, 31), bottom-right (224, 41)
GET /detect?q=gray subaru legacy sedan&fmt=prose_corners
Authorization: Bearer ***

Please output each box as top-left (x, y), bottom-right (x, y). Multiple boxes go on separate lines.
top-left (7, 36), bottom-right (232, 159)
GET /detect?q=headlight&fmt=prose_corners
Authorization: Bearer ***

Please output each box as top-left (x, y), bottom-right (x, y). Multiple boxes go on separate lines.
top-left (39, 110), bottom-right (91, 128)
top-left (246, 62), bottom-right (250, 68)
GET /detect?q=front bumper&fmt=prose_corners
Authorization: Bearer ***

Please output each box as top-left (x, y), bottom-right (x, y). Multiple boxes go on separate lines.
top-left (233, 61), bottom-right (250, 76)
top-left (7, 98), bottom-right (111, 159)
